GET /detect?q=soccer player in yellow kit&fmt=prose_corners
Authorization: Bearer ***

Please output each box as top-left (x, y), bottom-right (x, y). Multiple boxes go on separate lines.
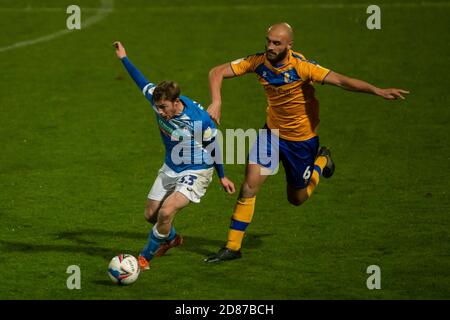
top-left (205, 23), bottom-right (409, 262)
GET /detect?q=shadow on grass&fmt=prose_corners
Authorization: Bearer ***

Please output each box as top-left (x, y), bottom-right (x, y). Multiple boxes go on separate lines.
top-left (0, 239), bottom-right (121, 261)
top-left (54, 229), bottom-right (272, 257)
top-left (54, 229), bottom-right (143, 246)
top-left (0, 229), bottom-right (273, 262)
top-left (91, 280), bottom-right (115, 287)
top-left (180, 233), bottom-right (273, 256)
top-left (0, 229), bottom-right (145, 261)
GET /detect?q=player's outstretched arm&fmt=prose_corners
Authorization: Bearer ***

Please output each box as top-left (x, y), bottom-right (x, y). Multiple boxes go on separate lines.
top-left (113, 41), bottom-right (150, 92)
top-left (323, 71), bottom-right (410, 100)
top-left (207, 63), bottom-right (236, 125)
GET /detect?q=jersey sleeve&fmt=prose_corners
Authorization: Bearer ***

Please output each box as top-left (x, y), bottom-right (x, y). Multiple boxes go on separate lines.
top-left (142, 83), bottom-right (157, 103)
top-left (121, 57), bottom-right (157, 104)
top-left (297, 60), bottom-right (331, 84)
top-left (229, 54), bottom-right (263, 76)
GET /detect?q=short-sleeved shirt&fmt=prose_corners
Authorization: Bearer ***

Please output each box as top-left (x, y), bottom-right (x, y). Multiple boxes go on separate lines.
top-left (230, 50), bottom-right (330, 141)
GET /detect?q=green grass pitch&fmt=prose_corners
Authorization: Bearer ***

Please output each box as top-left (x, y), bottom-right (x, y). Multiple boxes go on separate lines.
top-left (0, 0), bottom-right (449, 299)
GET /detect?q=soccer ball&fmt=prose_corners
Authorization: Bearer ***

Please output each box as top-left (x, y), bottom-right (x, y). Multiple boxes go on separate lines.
top-left (108, 254), bottom-right (140, 285)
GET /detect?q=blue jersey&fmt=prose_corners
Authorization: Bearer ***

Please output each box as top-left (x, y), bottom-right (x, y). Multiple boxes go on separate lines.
top-left (121, 57), bottom-right (224, 177)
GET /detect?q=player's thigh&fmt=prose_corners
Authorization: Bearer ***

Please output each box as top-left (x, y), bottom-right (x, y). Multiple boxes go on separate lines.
top-left (243, 125), bottom-right (280, 197)
top-left (158, 191), bottom-right (191, 224)
top-left (174, 169), bottom-right (214, 204)
top-left (248, 124), bottom-right (280, 176)
top-left (146, 169), bottom-right (176, 221)
top-left (280, 136), bottom-right (319, 190)
top-left (147, 169), bottom-right (176, 203)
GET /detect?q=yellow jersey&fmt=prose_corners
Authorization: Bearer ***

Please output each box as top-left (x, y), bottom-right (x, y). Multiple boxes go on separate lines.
top-left (230, 50), bottom-right (330, 141)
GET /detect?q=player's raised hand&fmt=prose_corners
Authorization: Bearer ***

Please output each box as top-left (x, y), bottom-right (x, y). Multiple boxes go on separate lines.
top-left (207, 101), bottom-right (222, 125)
top-left (220, 177), bottom-right (235, 195)
top-left (376, 88), bottom-right (410, 100)
top-left (113, 41), bottom-right (127, 59)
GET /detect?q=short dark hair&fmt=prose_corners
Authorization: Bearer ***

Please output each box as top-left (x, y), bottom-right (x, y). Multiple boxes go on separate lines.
top-left (153, 81), bottom-right (181, 102)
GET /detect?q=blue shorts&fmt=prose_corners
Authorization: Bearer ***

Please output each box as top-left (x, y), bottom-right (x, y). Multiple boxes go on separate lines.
top-left (249, 125), bottom-right (319, 189)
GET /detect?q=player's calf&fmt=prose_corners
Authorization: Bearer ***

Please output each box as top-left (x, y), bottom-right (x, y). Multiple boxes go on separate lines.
top-left (157, 209), bottom-right (176, 235)
top-left (240, 164), bottom-right (268, 198)
top-left (139, 224), bottom-right (171, 271)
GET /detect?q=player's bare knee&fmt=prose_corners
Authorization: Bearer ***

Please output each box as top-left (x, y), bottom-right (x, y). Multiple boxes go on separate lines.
top-left (287, 193), bottom-right (308, 206)
top-left (157, 211), bottom-right (171, 225)
top-left (157, 207), bottom-right (175, 225)
top-left (288, 197), bottom-right (305, 206)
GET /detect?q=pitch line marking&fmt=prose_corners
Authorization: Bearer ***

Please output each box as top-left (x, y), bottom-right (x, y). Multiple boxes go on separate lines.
top-left (0, 1), bottom-right (447, 52)
top-left (0, 0), bottom-right (114, 53)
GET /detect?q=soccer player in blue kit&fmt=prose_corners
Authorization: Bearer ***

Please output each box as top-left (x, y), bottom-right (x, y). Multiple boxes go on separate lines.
top-left (114, 41), bottom-right (235, 270)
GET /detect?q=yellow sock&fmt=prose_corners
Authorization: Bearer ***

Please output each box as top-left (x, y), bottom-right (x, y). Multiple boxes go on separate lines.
top-left (306, 156), bottom-right (327, 198)
top-left (226, 196), bottom-right (256, 251)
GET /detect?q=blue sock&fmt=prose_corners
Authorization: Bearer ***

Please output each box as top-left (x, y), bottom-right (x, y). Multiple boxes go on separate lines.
top-left (140, 226), bottom-right (168, 260)
top-left (167, 226), bottom-right (176, 242)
